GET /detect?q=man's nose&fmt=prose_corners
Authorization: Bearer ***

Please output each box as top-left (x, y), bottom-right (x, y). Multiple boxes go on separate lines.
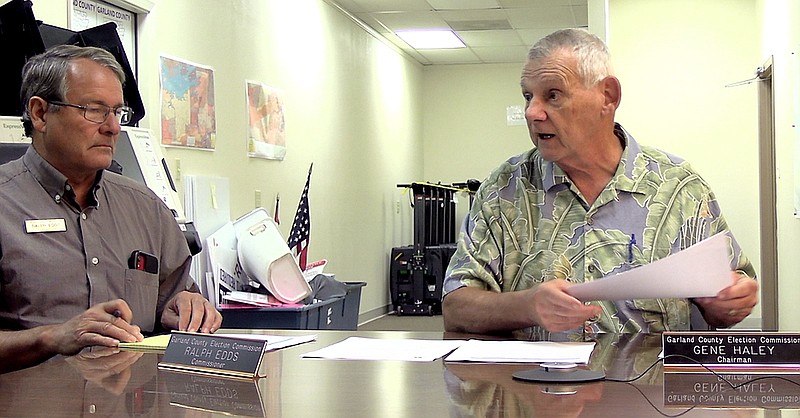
top-left (525, 100), bottom-right (547, 122)
top-left (100, 113), bottom-right (122, 135)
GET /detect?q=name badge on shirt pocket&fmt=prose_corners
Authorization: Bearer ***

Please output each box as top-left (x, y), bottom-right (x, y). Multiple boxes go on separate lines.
top-left (25, 218), bottom-right (67, 233)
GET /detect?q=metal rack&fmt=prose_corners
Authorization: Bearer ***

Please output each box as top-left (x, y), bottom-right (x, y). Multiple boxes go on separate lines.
top-left (390, 182), bottom-right (476, 315)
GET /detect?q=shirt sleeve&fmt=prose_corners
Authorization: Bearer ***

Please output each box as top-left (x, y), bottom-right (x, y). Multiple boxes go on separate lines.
top-left (154, 201), bottom-right (196, 328)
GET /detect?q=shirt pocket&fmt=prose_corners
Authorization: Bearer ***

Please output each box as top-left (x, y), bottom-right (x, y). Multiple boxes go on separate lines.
top-left (124, 269), bottom-right (158, 332)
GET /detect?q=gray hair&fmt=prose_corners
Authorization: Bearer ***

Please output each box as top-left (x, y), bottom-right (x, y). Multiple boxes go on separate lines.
top-left (527, 28), bottom-right (613, 87)
top-left (20, 45), bottom-right (125, 136)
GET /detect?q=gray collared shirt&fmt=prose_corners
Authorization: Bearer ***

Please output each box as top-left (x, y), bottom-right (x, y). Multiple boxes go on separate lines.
top-left (0, 146), bottom-right (196, 333)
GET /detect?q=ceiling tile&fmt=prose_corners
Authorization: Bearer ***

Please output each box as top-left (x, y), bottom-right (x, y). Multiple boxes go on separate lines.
top-left (456, 30), bottom-right (525, 47)
top-left (426, 0), bottom-right (500, 10)
top-left (330, 0), bottom-right (588, 65)
top-left (348, 0), bottom-right (433, 12)
top-left (372, 11), bottom-right (450, 31)
top-left (506, 6), bottom-right (576, 29)
top-left (437, 8), bottom-right (507, 22)
top-left (498, 0), bottom-right (583, 6)
top-left (354, 12), bottom-right (392, 33)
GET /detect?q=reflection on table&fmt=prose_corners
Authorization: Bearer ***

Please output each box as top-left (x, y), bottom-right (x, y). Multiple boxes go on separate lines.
top-left (0, 330), bottom-right (792, 417)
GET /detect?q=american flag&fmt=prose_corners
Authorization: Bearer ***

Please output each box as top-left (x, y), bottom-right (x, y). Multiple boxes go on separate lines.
top-left (274, 193), bottom-right (280, 225)
top-left (288, 164), bottom-right (312, 271)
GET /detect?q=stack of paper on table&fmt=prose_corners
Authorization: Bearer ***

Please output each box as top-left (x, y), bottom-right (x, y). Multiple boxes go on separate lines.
top-left (301, 337), bottom-right (463, 362)
top-left (300, 337), bottom-right (595, 364)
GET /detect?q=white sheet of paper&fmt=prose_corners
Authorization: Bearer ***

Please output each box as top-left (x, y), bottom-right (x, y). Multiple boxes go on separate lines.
top-left (216, 333), bottom-right (317, 351)
top-left (566, 233), bottom-right (733, 302)
top-left (300, 337), bottom-right (463, 362)
top-left (444, 340), bottom-right (595, 363)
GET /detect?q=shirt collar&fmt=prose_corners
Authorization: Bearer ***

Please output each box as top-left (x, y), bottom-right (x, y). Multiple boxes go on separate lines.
top-left (540, 123), bottom-right (643, 195)
top-left (23, 146), bottom-right (104, 208)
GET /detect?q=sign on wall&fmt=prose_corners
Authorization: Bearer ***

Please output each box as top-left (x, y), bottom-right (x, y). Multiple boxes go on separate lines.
top-left (69, 0), bottom-right (136, 71)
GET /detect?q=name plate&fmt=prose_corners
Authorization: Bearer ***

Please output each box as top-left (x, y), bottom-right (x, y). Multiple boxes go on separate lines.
top-left (663, 331), bottom-right (800, 370)
top-left (163, 370), bottom-right (265, 416)
top-left (159, 331), bottom-right (267, 378)
top-left (664, 372), bottom-right (800, 408)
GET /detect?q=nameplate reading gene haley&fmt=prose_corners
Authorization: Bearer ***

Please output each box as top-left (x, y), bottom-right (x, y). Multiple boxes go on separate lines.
top-left (159, 331), bottom-right (267, 378)
top-left (663, 332), bottom-right (800, 371)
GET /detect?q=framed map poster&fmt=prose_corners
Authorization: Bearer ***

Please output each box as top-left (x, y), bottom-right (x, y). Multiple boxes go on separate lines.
top-left (246, 81), bottom-right (286, 160)
top-left (160, 55), bottom-right (216, 150)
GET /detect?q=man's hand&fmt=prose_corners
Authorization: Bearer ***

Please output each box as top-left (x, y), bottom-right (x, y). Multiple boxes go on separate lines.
top-left (65, 347), bottom-right (143, 395)
top-left (160, 291), bottom-right (222, 333)
top-left (443, 279), bottom-right (601, 334)
top-left (693, 272), bottom-right (758, 328)
top-left (42, 299), bottom-right (144, 356)
top-left (527, 280), bottom-right (602, 332)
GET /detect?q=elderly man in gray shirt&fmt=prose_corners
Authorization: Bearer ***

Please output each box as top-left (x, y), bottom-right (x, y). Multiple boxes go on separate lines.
top-left (0, 45), bottom-right (221, 373)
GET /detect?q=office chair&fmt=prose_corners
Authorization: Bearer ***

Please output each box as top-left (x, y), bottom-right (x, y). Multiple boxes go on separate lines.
top-left (0, 142), bottom-right (29, 165)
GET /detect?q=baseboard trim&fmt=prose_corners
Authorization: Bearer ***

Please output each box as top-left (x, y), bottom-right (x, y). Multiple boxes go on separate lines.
top-left (358, 304), bottom-right (393, 327)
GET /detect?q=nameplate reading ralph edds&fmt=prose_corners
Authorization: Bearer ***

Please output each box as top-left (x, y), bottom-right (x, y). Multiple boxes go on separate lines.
top-left (158, 331), bottom-right (267, 378)
top-left (663, 331), bottom-right (800, 370)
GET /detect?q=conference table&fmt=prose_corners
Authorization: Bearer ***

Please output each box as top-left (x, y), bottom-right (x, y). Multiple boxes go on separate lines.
top-left (0, 329), bottom-right (795, 417)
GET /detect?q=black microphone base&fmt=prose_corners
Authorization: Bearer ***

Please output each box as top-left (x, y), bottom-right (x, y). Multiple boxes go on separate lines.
top-left (512, 368), bottom-right (606, 383)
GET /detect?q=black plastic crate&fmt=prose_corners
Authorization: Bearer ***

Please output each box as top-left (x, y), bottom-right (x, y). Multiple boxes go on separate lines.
top-left (220, 282), bottom-right (366, 330)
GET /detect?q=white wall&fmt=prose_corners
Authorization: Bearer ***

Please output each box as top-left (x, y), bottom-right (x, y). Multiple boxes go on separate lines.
top-left (421, 63), bottom-right (531, 224)
top-left (422, 63), bottom-right (530, 184)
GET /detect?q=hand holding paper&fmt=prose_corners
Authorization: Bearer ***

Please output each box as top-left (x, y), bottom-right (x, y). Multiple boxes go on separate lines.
top-left (566, 233), bottom-right (734, 302)
top-left (692, 272), bottom-right (758, 328)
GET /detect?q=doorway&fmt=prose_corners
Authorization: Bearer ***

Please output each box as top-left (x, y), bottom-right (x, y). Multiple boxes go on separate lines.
top-left (757, 58), bottom-right (777, 330)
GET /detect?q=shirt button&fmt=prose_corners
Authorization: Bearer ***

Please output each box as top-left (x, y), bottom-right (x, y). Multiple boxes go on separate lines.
top-left (588, 265), bottom-right (596, 273)
top-left (81, 213), bottom-right (87, 220)
top-left (54, 194), bottom-right (61, 203)
top-left (586, 217), bottom-right (593, 225)
top-left (91, 257), bottom-right (99, 265)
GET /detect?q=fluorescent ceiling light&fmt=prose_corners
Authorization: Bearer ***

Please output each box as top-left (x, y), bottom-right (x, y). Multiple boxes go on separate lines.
top-left (396, 30), bottom-right (466, 49)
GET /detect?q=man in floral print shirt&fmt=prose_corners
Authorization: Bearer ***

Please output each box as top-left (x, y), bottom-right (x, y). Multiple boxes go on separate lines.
top-left (442, 29), bottom-right (758, 336)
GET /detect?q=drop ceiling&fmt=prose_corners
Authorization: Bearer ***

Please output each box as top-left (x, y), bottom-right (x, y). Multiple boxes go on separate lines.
top-left (329, 0), bottom-right (589, 65)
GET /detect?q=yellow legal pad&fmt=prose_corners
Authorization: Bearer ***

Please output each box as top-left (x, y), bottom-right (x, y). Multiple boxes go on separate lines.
top-left (118, 334), bottom-right (171, 352)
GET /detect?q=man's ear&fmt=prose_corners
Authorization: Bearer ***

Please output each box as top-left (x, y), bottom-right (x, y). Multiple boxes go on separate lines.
top-left (28, 97), bottom-right (49, 134)
top-left (600, 76), bottom-right (622, 113)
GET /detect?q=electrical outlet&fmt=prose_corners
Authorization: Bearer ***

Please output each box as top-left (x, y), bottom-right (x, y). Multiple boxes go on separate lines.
top-left (174, 158), bottom-right (181, 181)
top-left (254, 189), bottom-right (262, 208)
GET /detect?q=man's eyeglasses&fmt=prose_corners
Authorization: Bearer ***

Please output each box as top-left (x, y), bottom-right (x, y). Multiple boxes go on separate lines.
top-left (45, 100), bottom-right (134, 125)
